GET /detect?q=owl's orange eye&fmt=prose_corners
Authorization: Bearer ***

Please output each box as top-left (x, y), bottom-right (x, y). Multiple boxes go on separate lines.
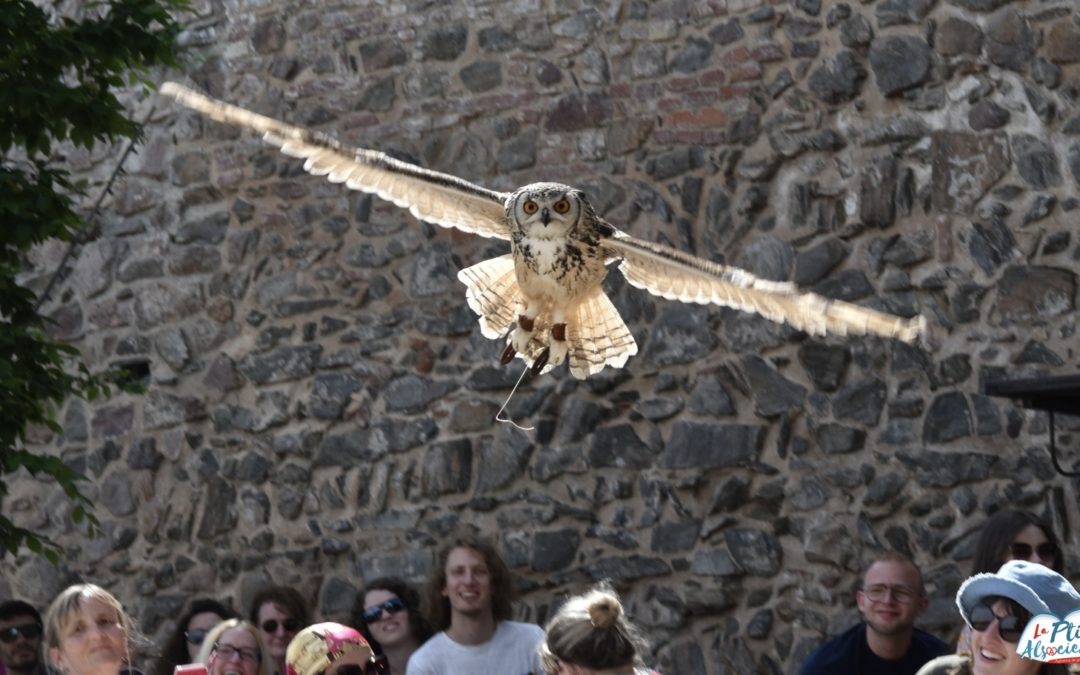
top-left (522, 200), bottom-right (539, 214)
top-left (553, 198), bottom-right (570, 214)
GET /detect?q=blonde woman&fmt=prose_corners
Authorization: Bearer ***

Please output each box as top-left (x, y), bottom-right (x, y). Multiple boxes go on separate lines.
top-left (195, 620), bottom-right (273, 675)
top-left (44, 584), bottom-right (138, 675)
top-left (538, 584), bottom-right (660, 675)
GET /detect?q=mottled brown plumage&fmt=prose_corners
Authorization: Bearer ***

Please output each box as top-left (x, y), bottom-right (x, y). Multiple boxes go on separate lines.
top-left (161, 82), bottom-right (928, 379)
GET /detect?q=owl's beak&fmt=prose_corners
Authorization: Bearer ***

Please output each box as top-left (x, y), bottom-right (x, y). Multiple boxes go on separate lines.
top-left (541, 207), bottom-right (550, 225)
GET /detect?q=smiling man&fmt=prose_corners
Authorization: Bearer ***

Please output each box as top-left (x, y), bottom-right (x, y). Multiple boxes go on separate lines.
top-left (799, 552), bottom-right (948, 675)
top-left (0, 601), bottom-right (45, 675)
top-left (406, 535), bottom-right (543, 675)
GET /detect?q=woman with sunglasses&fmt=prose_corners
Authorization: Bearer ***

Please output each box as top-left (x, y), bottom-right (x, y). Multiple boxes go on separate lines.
top-left (249, 588), bottom-right (309, 675)
top-left (44, 584), bottom-right (141, 675)
top-left (957, 510), bottom-right (1065, 653)
top-left (353, 578), bottom-right (432, 675)
top-left (152, 599), bottom-right (234, 675)
top-left (971, 511), bottom-right (1064, 577)
top-left (196, 620), bottom-right (273, 675)
top-left (917, 560), bottom-right (1080, 675)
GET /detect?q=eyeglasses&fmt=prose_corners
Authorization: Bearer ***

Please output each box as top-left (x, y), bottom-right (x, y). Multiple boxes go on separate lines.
top-left (1008, 542), bottom-right (1056, 561)
top-left (331, 656), bottom-right (389, 675)
top-left (0, 624), bottom-right (42, 643)
top-left (213, 643), bottom-right (261, 663)
top-left (970, 603), bottom-right (1025, 643)
top-left (361, 598), bottom-right (406, 624)
top-left (185, 628), bottom-right (209, 646)
top-left (861, 584), bottom-right (919, 604)
top-left (260, 618), bottom-right (300, 634)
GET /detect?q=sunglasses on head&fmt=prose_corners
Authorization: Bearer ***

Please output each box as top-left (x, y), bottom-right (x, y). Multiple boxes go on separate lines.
top-left (185, 628), bottom-right (209, 646)
top-left (970, 603), bottom-right (1026, 643)
top-left (331, 656), bottom-right (389, 675)
top-left (1008, 542), bottom-right (1056, 561)
top-left (0, 624), bottom-right (41, 643)
top-left (261, 618), bottom-right (300, 634)
top-left (361, 598), bottom-right (406, 624)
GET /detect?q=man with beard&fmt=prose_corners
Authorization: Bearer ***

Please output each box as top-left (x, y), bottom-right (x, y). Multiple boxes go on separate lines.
top-left (406, 534), bottom-right (543, 675)
top-left (0, 601), bottom-right (45, 675)
top-left (799, 552), bottom-right (948, 675)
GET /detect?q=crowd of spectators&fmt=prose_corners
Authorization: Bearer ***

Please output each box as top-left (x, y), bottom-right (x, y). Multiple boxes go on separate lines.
top-left (2, 510), bottom-right (1077, 675)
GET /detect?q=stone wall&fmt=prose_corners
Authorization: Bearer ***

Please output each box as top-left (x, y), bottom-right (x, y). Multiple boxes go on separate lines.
top-left (4, 0), bottom-right (1080, 673)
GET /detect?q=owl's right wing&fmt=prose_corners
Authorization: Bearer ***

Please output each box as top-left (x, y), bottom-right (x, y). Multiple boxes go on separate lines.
top-left (602, 226), bottom-right (927, 344)
top-left (161, 82), bottom-right (512, 241)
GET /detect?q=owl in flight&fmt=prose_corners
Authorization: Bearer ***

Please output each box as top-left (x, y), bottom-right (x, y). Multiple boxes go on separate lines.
top-left (161, 82), bottom-right (927, 379)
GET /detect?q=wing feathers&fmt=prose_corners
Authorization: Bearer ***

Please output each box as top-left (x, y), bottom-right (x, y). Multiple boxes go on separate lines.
top-left (161, 81), bottom-right (929, 381)
top-left (606, 230), bottom-right (926, 344)
top-left (160, 82), bottom-right (512, 241)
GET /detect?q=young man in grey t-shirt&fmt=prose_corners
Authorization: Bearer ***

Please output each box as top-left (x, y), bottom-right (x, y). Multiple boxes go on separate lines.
top-left (406, 535), bottom-right (543, 675)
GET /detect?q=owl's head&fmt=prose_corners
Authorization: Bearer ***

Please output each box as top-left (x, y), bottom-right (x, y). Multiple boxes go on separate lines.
top-left (510, 182), bottom-right (587, 237)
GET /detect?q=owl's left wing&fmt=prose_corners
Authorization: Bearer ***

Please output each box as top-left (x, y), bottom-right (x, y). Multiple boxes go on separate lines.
top-left (602, 227), bottom-right (927, 344)
top-left (161, 82), bottom-right (511, 241)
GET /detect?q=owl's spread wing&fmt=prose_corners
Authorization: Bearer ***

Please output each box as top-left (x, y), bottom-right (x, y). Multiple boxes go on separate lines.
top-left (602, 228), bottom-right (927, 344)
top-left (160, 82), bottom-right (512, 240)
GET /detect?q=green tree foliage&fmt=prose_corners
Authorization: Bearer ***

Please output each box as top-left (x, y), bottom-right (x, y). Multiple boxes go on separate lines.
top-left (0, 0), bottom-right (189, 562)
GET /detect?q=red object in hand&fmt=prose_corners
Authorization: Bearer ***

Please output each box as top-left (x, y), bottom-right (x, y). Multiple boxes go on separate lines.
top-left (175, 664), bottom-right (209, 675)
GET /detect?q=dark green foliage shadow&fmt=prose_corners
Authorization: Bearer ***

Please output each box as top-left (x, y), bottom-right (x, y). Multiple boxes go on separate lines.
top-left (0, 0), bottom-right (190, 562)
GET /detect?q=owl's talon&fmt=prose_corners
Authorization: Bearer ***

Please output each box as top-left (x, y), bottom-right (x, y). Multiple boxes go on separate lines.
top-left (511, 327), bottom-right (532, 354)
top-left (500, 344), bottom-right (517, 366)
top-left (530, 348), bottom-right (550, 376)
top-left (549, 339), bottom-right (569, 367)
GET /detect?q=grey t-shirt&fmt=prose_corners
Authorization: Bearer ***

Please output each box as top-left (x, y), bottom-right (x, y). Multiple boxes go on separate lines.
top-left (405, 621), bottom-right (544, 675)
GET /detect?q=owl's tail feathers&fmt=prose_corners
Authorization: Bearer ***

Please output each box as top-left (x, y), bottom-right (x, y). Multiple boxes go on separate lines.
top-left (457, 256), bottom-right (638, 378)
top-left (458, 254), bottom-right (521, 339)
top-left (565, 290), bottom-right (639, 379)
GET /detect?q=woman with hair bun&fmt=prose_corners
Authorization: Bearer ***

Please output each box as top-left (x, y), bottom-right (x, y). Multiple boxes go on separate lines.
top-left (538, 584), bottom-right (660, 675)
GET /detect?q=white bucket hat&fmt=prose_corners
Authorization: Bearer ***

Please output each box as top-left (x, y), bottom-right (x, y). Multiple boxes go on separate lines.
top-left (956, 559), bottom-right (1080, 626)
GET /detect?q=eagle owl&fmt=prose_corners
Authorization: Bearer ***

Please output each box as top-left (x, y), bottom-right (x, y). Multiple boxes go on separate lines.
top-left (161, 82), bottom-right (928, 379)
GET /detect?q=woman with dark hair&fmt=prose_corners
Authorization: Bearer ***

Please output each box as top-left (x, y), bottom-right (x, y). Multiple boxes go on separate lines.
top-left (970, 510), bottom-right (1063, 577)
top-left (152, 599), bottom-right (234, 675)
top-left (249, 587), bottom-right (309, 675)
top-left (353, 578), bottom-right (432, 675)
top-left (957, 510), bottom-right (1065, 653)
top-left (538, 584), bottom-right (660, 675)
top-left (916, 561), bottom-right (1080, 675)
